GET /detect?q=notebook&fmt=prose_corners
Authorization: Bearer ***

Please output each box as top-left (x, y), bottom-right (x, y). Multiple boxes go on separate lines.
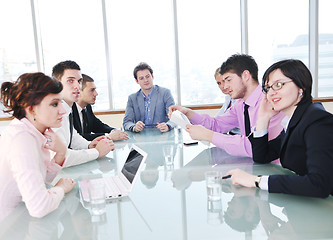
top-left (79, 144), bottom-right (147, 200)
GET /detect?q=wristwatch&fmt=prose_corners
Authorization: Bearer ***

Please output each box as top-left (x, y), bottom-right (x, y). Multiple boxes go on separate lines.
top-left (255, 175), bottom-right (262, 188)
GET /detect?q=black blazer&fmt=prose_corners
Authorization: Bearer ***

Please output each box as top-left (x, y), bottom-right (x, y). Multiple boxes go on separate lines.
top-left (72, 103), bottom-right (114, 141)
top-left (250, 100), bottom-right (333, 198)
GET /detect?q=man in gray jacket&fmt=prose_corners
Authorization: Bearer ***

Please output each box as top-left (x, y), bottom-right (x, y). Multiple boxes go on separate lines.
top-left (123, 62), bottom-right (175, 133)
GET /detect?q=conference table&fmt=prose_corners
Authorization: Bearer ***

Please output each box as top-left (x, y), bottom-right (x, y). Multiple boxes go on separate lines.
top-left (1, 127), bottom-right (333, 240)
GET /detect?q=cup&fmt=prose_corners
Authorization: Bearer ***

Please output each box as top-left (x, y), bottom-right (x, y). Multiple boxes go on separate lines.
top-left (207, 199), bottom-right (223, 225)
top-left (163, 145), bottom-right (175, 166)
top-left (205, 171), bottom-right (221, 201)
top-left (88, 179), bottom-right (106, 215)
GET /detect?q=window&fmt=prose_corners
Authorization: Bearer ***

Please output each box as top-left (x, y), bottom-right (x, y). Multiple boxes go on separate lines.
top-left (0, 0), bottom-right (37, 117)
top-left (248, 0), bottom-right (309, 81)
top-left (177, 0), bottom-right (241, 105)
top-left (105, 0), bottom-right (176, 109)
top-left (318, 0), bottom-right (333, 97)
top-left (37, 0), bottom-right (109, 110)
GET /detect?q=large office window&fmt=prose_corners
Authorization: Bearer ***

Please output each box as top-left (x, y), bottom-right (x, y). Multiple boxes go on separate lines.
top-left (38, 0), bottom-right (109, 110)
top-left (248, 0), bottom-right (309, 80)
top-left (105, 0), bottom-right (176, 110)
top-left (177, 0), bottom-right (241, 105)
top-left (0, 1), bottom-right (332, 118)
top-left (318, 0), bottom-right (333, 97)
top-left (0, 0), bottom-right (38, 117)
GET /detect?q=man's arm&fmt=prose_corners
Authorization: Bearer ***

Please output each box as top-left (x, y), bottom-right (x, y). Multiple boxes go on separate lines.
top-left (123, 95), bottom-right (137, 131)
top-left (163, 89), bottom-right (176, 129)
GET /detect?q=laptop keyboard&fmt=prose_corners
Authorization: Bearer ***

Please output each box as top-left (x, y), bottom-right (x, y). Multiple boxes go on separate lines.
top-left (104, 176), bottom-right (124, 198)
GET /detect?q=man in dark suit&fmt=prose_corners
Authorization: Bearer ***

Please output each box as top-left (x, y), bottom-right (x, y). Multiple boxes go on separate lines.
top-left (72, 74), bottom-right (129, 141)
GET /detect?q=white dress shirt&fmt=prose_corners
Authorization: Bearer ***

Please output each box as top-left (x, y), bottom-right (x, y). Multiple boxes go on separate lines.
top-left (52, 101), bottom-right (99, 167)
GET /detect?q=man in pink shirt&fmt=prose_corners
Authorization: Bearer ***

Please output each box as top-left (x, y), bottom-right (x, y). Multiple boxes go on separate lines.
top-left (169, 54), bottom-right (284, 157)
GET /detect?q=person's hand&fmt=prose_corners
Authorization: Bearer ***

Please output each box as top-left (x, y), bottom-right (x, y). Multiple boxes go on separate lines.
top-left (185, 124), bottom-right (213, 142)
top-left (156, 122), bottom-right (169, 132)
top-left (256, 95), bottom-right (280, 131)
top-left (95, 138), bottom-right (114, 158)
top-left (134, 121), bottom-right (145, 132)
top-left (44, 128), bottom-right (67, 166)
top-left (225, 168), bottom-right (257, 188)
top-left (109, 129), bottom-right (129, 141)
top-left (55, 177), bottom-right (76, 194)
top-left (168, 105), bottom-right (193, 120)
top-left (88, 136), bottom-right (105, 149)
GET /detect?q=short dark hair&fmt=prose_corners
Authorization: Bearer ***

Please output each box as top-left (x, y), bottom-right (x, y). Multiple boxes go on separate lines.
top-left (81, 74), bottom-right (94, 90)
top-left (133, 62), bottom-right (153, 80)
top-left (1, 72), bottom-right (63, 119)
top-left (52, 60), bottom-right (81, 81)
top-left (262, 59), bottom-right (312, 105)
top-left (220, 54), bottom-right (258, 82)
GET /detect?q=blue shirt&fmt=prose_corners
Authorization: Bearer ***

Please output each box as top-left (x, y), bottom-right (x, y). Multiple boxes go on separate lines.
top-left (142, 89), bottom-right (153, 125)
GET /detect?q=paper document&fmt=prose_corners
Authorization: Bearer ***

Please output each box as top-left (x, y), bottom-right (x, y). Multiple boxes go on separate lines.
top-left (170, 110), bottom-right (210, 146)
top-left (170, 110), bottom-right (192, 129)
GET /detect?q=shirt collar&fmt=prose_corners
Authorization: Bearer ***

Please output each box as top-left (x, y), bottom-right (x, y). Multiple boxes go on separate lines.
top-left (242, 85), bottom-right (262, 107)
top-left (20, 117), bottom-right (48, 144)
top-left (75, 102), bottom-right (83, 113)
top-left (140, 86), bottom-right (155, 100)
top-left (62, 100), bottom-right (72, 116)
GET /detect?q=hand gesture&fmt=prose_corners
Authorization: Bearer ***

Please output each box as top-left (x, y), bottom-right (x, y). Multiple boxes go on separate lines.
top-left (134, 121), bottom-right (145, 132)
top-left (156, 122), bottom-right (169, 132)
top-left (185, 124), bottom-right (213, 142)
top-left (109, 129), bottom-right (129, 141)
top-left (55, 177), bottom-right (76, 194)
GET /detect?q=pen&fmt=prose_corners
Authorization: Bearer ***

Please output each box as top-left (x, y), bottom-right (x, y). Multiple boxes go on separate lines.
top-left (221, 175), bottom-right (231, 180)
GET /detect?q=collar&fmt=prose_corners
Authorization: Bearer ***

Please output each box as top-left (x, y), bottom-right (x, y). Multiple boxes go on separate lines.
top-left (241, 85), bottom-right (262, 108)
top-left (75, 102), bottom-right (83, 113)
top-left (140, 85), bottom-right (155, 99)
top-left (19, 118), bottom-right (48, 144)
top-left (62, 100), bottom-right (72, 117)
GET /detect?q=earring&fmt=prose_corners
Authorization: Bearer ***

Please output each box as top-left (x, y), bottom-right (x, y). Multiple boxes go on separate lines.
top-left (33, 114), bottom-right (36, 121)
top-left (299, 92), bottom-right (303, 97)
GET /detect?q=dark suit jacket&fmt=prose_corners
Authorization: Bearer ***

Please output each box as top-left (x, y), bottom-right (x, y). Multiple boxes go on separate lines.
top-left (250, 100), bottom-right (333, 198)
top-left (72, 103), bottom-right (114, 141)
top-left (123, 85), bottom-right (176, 131)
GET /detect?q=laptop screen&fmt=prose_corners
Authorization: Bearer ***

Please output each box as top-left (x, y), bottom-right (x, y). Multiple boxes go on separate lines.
top-left (121, 148), bottom-right (144, 183)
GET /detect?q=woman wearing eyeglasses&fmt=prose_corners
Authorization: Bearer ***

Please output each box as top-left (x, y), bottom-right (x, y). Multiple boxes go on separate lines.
top-left (225, 59), bottom-right (333, 198)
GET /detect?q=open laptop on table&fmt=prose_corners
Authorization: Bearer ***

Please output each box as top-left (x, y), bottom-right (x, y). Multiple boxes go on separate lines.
top-left (79, 144), bottom-right (147, 200)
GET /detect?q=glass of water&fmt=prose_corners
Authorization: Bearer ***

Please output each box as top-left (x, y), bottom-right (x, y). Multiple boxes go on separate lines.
top-left (163, 144), bottom-right (175, 166)
top-left (88, 179), bottom-right (106, 215)
top-left (205, 171), bottom-right (221, 201)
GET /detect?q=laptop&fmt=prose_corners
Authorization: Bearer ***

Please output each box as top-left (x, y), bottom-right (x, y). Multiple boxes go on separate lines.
top-left (79, 144), bottom-right (147, 200)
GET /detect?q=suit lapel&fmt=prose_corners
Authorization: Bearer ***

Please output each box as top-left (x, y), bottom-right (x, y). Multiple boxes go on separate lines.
top-left (137, 92), bottom-right (145, 121)
top-left (72, 103), bottom-right (82, 134)
top-left (280, 100), bottom-right (312, 153)
top-left (150, 87), bottom-right (158, 122)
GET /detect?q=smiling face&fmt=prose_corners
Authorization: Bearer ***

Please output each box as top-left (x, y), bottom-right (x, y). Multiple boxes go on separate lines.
top-left (265, 69), bottom-right (302, 116)
top-left (136, 69), bottom-right (154, 93)
top-left (60, 69), bottom-right (82, 106)
top-left (32, 93), bottom-right (66, 132)
top-left (221, 72), bottom-right (247, 100)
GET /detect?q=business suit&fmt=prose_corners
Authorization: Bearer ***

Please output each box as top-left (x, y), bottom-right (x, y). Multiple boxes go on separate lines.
top-left (123, 85), bottom-right (175, 131)
top-left (250, 100), bottom-right (333, 198)
top-left (72, 103), bottom-right (114, 141)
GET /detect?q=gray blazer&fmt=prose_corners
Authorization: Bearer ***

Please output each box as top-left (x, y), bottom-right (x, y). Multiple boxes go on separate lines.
top-left (123, 85), bottom-right (176, 131)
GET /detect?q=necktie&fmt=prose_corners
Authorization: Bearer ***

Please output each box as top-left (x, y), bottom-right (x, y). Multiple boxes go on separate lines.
top-left (81, 109), bottom-right (88, 134)
top-left (244, 103), bottom-right (251, 136)
top-left (68, 112), bottom-right (73, 148)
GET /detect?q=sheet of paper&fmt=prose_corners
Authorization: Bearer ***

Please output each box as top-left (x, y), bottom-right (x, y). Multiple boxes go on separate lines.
top-left (170, 110), bottom-right (191, 129)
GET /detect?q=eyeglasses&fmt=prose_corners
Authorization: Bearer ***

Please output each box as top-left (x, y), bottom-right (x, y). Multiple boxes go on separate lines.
top-left (263, 81), bottom-right (293, 93)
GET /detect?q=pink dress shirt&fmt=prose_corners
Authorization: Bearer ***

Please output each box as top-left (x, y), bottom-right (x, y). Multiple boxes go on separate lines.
top-left (191, 85), bottom-right (285, 157)
top-left (0, 118), bottom-right (64, 221)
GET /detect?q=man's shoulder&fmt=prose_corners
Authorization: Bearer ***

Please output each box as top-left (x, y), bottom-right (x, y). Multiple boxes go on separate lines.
top-left (154, 85), bottom-right (171, 94)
